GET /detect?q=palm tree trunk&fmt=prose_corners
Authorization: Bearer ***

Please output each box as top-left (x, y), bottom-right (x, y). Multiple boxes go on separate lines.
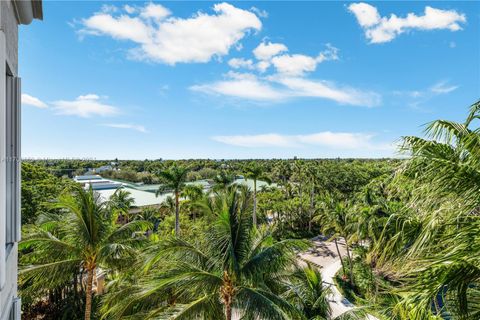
top-left (344, 237), bottom-right (354, 287)
top-left (334, 238), bottom-right (346, 276)
top-left (221, 271), bottom-right (234, 320)
top-left (84, 267), bottom-right (94, 320)
top-left (175, 191), bottom-right (180, 236)
top-left (225, 303), bottom-right (232, 320)
top-left (309, 186), bottom-right (314, 233)
top-left (253, 179), bottom-right (257, 227)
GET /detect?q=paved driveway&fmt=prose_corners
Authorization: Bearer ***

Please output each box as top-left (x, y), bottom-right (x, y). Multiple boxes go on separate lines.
top-left (300, 237), bottom-right (378, 320)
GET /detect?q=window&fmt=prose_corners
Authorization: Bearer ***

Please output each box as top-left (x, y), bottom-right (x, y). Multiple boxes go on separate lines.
top-left (5, 75), bottom-right (21, 252)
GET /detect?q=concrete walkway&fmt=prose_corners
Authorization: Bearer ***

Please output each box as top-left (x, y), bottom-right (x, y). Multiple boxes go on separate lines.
top-left (300, 237), bottom-right (378, 320)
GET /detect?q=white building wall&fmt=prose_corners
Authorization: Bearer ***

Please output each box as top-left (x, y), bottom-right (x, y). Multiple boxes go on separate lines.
top-left (0, 1), bottom-right (20, 319)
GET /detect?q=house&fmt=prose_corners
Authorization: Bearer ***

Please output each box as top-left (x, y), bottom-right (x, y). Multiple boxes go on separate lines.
top-left (73, 174), bottom-right (123, 190)
top-left (0, 1), bottom-right (42, 319)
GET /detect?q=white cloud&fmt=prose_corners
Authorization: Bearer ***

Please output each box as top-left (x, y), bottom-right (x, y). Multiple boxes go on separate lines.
top-left (213, 133), bottom-right (293, 147)
top-left (253, 41), bottom-right (288, 60)
top-left (140, 3), bottom-right (170, 21)
top-left (274, 77), bottom-right (380, 107)
top-left (250, 7), bottom-right (268, 18)
top-left (348, 3), bottom-right (381, 27)
top-left (123, 5), bottom-right (136, 14)
top-left (212, 131), bottom-right (392, 150)
top-left (52, 94), bottom-right (119, 118)
top-left (271, 54), bottom-right (318, 76)
top-left (191, 72), bottom-right (287, 101)
top-left (233, 42), bottom-right (338, 76)
top-left (348, 3), bottom-right (466, 43)
top-left (21, 94), bottom-right (48, 108)
top-left (81, 2), bottom-right (262, 64)
top-left (103, 123), bottom-right (147, 133)
top-left (394, 80), bottom-right (459, 109)
top-left (430, 81), bottom-right (458, 94)
top-left (256, 60), bottom-right (271, 73)
top-left (228, 58), bottom-right (255, 70)
top-left (192, 72), bottom-right (380, 107)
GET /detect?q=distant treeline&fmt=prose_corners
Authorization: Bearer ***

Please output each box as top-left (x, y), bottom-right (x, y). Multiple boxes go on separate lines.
top-left (24, 158), bottom-right (400, 195)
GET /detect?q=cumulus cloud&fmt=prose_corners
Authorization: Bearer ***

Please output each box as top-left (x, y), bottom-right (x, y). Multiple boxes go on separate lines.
top-left (212, 131), bottom-right (392, 150)
top-left (348, 3), bottom-right (466, 43)
top-left (192, 72), bottom-right (380, 107)
top-left (52, 94), bottom-right (119, 118)
top-left (253, 41), bottom-right (288, 61)
top-left (228, 58), bottom-right (255, 70)
top-left (194, 41), bottom-right (364, 105)
top-left (22, 94), bottom-right (48, 108)
top-left (80, 2), bottom-right (262, 64)
top-left (270, 54), bottom-right (318, 76)
top-left (271, 46), bottom-right (338, 76)
top-left (103, 123), bottom-right (147, 133)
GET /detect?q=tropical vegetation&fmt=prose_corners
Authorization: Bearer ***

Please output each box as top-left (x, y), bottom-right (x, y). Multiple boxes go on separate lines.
top-left (19, 101), bottom-right (480, 320)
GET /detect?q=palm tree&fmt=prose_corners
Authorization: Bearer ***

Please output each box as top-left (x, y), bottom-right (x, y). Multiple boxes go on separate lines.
top-left (317, 193), bottom-right (355, 286)
top-left (244, 164), bottom-right (271, 226)
top-left (213, 171), bottom-right (235, 191)
top-left (156, 165), bottom-right (189, 236)
top-left (395, 100), bottom-right (480, 318)
top-left (102, 186), bottom-right (307, 319)
top-left (305, 164), bottom-right (320, 234)
top-left (109, 188), bottom-right (135, 222)
top-left (285, 262), bottom-right (331, 319)
top-left (181, 183), bottom-right (204, 219)
top-left (19, 186), bottom-right (149, 320)
top-left (135, 206), bottom-right (161, 232)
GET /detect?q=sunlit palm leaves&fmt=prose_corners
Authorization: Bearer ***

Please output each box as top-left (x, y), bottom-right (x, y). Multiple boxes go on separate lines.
top-left (20, 185), bottom-right (150, 320)
top-left (396, 100), bottom-right (480, 319)
top-left (102, 186), bottom-right (309, 319)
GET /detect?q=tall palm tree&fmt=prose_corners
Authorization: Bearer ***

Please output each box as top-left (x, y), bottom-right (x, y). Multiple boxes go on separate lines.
top-left (156, 165), bottom-right (189, 236)
top-left (244, 164), bottom-right (271, 226)
top-left (316, 194), bottom-right (354, 286)
top-left (305, 164), bottom-right (320, 234)
top-left (19, 186), bottom-right (149, 320)
top-left (102, 186), bottom-right (307, 319)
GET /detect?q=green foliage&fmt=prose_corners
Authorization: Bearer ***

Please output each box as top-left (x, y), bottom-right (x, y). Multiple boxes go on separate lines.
top-left (19, 186), bottom-right (151, 319)
top-left (21, 162), bottom-right (74, 224)
top-left (101, 186), bottom-right (311, 319)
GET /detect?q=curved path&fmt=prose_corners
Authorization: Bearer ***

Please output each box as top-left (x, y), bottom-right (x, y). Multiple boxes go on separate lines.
top-left (300, 237), bottom-right (378, 320)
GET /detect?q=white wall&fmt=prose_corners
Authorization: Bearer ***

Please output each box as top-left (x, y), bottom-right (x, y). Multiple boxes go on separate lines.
top-left (0, 1), bottom-right (19, 318)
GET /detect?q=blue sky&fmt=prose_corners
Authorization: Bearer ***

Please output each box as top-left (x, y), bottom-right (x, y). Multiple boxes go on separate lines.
top-left (20, 1), bottom-right (479, 159)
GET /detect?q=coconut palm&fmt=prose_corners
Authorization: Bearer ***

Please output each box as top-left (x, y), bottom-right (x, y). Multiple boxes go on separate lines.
top-left (395, 100), bottom-right (480, 318)
top-left (156, 165), bottom-right (190, 236)
top-left (244, 164), bottom-right (271, 226)
top-left (213, 171), bottom-right (235, 191)
top-left (19, 186), bottom-right (150, 320)
top-left (285, 262), bottom-right (331, 319)
top-left (181, 183), bottom-right (204, 220)
top-left (109, 188), bottom-right (135, 222)
top-left (316, 193), bottom-right (355, 286)
top-left (102, 186), bottom-right (307, 320)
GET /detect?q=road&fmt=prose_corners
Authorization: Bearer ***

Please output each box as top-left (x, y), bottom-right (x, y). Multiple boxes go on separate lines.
top-left (299, 237), bottom-right (379, 320)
